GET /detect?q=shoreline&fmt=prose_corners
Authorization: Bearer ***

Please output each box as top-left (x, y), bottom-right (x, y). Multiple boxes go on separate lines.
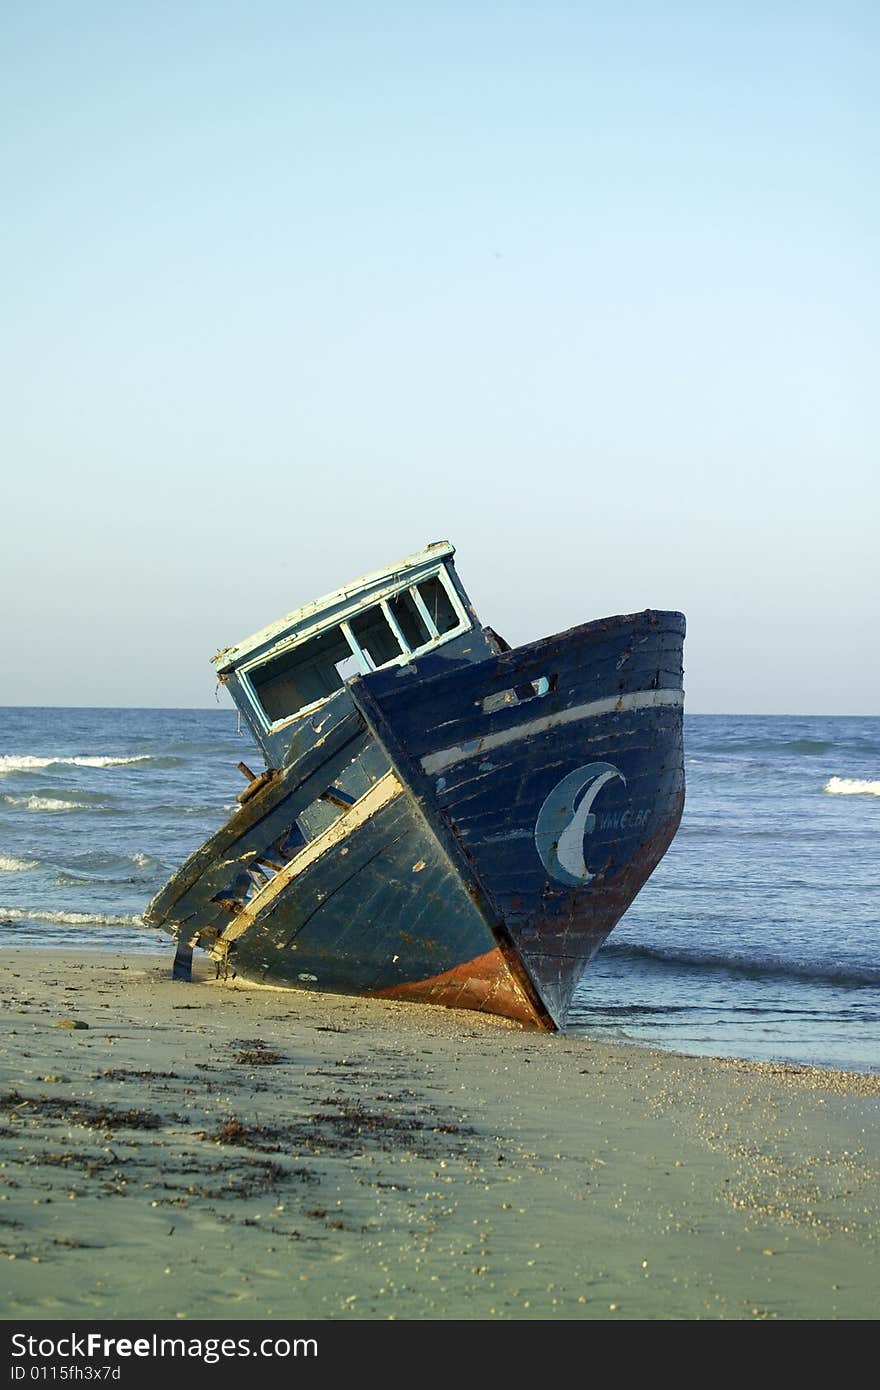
top-left (8, 934), bottom-right (875, 1078)
top-left (1, 949), bottom-right (878, 1321)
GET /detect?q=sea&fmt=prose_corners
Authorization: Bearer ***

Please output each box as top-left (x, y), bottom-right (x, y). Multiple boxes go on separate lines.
top-left (1, 707), bottom-right (877, 1074)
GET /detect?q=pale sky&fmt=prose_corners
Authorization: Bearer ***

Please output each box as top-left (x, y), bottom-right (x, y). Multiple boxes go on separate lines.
top-left (2, 2), bottom-right (877, 715)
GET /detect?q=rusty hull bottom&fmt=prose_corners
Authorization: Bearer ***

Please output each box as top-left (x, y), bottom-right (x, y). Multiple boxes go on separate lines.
top-left (369, 948), bottom-right (553, 1030)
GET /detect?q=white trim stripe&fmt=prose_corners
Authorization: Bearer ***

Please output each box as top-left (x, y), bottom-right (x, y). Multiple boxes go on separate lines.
top-left (420, 689), bottom-right (684, 776)
top-left (220, 771), bottom-right (403, 940)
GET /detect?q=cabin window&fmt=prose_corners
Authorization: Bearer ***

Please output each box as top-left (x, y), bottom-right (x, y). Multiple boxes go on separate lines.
top-left (350, 606), bottom-right (403, 670)
top-left (250, 625), bottom-right (355, 722)
top-left (243, 565), bottom-right (470, 729)
top-left (417, 576), bottom-right (459, 633)
top-left (334, 652), bottom-right (362, 682)
top-left (388, 589), bottom-right (432, 649)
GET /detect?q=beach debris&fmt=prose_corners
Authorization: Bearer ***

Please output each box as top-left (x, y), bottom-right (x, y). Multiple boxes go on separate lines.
top-left (53, 1018), bottom-right (89, 1030)
top-left (0, 1090), bottom-right (166, 1131)
top-left (233, 1038), bottom-right (283, 1066)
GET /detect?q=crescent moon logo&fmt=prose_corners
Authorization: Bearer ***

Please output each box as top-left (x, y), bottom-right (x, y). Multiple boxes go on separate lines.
top-left (534, 761), bottom-right (626, 887)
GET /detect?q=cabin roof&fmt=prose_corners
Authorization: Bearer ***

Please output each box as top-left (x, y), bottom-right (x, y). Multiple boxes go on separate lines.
top-left (213, 540), bottom-right (457, 673)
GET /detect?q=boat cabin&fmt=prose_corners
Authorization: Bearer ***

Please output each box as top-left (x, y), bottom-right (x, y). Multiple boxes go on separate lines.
top-left (213, 541), bottom-right (496, 768)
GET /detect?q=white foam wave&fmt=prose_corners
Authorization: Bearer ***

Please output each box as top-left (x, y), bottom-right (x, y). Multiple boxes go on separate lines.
top-left (0, 754), bottom-right (154, 774)
top-left (0, 855), bottom-right (39, 872)
top-left (823, 777), bottom-right (880, 797)
top-left (1, 795), bottom-right (91, 812)
top-left (0, 906), bottom-right (144, 927)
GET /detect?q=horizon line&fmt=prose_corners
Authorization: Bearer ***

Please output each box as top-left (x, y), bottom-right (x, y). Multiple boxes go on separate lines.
top-left (1, 704), bottom-right (878, 720)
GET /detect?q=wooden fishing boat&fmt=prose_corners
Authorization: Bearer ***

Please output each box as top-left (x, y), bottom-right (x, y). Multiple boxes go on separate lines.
top-left (144, 542), bottom-right (685, 1029)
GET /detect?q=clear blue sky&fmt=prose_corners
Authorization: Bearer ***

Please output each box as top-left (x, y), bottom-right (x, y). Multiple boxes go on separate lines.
top-left (2, 2), bottom-right (877, 714)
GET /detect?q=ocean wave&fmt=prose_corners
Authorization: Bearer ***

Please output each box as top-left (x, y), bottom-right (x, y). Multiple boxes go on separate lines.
top-left (0, 854), bottom-right (39, 872)
top-left (600, 940), bottom-right (879, 989)
top-left (771, 740), bottom-right (833, 755)
top-left (0, 795), bottom-right (95, 813)
top-left (0, 754), bottom-right (169, 775)
top-left (823, 777), bottom-right (880, 797)
top-left (700, 739), bottom-right (834, 756)
top-left (164, 740), bottom-right (239, 754)
top-left (47, 850), bottom-right (167, 874)
top-left (52, 868), bottom-right (157, 887)
top-left (0, 906), bottom-right (146, 928)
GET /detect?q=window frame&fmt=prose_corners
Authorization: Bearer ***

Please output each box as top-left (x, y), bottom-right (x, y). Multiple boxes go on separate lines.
top-left (238, 565), bottom-right (470, 734)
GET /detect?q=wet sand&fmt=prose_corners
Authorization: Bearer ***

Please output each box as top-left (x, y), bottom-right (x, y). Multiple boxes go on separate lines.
top-left (1, 949), bottom-right (878, 1321)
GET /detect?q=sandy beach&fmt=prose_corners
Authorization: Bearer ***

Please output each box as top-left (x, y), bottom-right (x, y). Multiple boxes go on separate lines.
top-left (1, 948), bottom-right (877, 1322)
